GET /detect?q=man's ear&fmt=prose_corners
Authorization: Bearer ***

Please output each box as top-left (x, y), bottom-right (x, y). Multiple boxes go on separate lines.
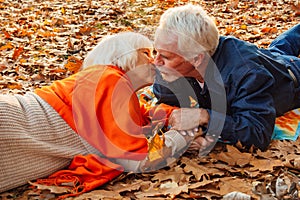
top-left (191, 53), bottom-right (206, 67)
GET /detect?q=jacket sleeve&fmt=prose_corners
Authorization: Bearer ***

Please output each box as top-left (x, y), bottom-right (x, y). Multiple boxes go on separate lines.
top-left (140, 102), bottom-right (177, 128)
top-left (214, 67), bottom-right (276, 151)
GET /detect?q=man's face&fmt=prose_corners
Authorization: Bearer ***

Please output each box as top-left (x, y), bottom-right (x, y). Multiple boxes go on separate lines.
top-left (154, 31), bottom-right (196, 82)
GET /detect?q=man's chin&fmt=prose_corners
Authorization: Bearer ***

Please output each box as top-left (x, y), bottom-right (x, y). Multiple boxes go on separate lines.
top-left (161, 74), bottom-right (180, 82)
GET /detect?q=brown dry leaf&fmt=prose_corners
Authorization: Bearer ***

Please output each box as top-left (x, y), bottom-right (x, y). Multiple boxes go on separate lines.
top-left (283, 154), bottom-right (300, 170)
top-left (37, 30), bottom-right (56, 37)
top-left (106, 179), bottom-right (150, 193)
top-left (210, 145), bottom-right (252, 167)
top-left (49, 68), bottom-right (67, 73)
top-left (152, 165), bottom-right (190, 184)
top-left (70, 189), bottom-right (124, 200)
top-left (218, 177), bottom-right (253, 196)
top-left (31, 73), bottom-right (47, 81)
top-left (12, 46), bottom-right (24, 60)
top-left (229, 0), bottom-right (239, 9)
top-left (249, 158), bottom-right (283, 172)
top-left (255, 149), bottom-right (277, 159)
top-left (181, 156), bottom-right (224, 181)
top-left (188, 179), bottom-right (215, 190)
top-left (29, 181), bottom-right (71, 194)
top-left (269, 140), bottom-right (295, 158)
top-left (2, 30), bottom-right (11, 39)
top-left (291, 3), bottom-right (300, 16)
top-left (64, 56), bottom-right (83, 73)
top-left (210, 162), bottom-right (239, 175)
top-left (181, 157), bottom-right (206, 181)
top-left (77, 26), bottom-right (95, 36)
top-left (135, 182), bottom-right (188, 199)
top-left (261, 27), bottom-right (278, 34)
top-left (0, 64), bottom-right (8, 71)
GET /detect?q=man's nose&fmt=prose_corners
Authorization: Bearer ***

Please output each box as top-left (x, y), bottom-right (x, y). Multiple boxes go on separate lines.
top-left (154, 55), bottom-right (163, 66)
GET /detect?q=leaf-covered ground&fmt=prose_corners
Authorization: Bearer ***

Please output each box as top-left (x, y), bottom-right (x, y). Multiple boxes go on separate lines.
top-left (0, 0), bottom-right (299, 199)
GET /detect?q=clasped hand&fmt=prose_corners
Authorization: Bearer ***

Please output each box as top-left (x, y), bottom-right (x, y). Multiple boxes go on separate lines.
top-left (168, 108), bottom-right (214, 154)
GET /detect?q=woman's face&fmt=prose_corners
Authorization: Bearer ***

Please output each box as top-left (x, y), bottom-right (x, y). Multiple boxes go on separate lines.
top-left (126, 48), bottom-right (156, 91)
top-left (134, 48), bottom-right (156, 80)
top-left (136, 48), bottom-right (154, 67)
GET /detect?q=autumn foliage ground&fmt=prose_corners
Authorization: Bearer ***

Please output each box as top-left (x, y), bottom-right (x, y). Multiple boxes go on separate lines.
top-left (0, 0), bottom-right (299, 199)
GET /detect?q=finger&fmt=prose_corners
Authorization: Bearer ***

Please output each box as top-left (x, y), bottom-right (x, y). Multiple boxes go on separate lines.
top-left (168, 110), bottom-right (177, 127)
top-left (190, 141), bottom-right (201, 148)
top-left (193, 129), bottom-right (203, 138)
top-left (205, 135), bottom-right (216, 143)
top-left (201, 138), bottom-right (212, 148)
top-left (189, 142), bottom-right (200, 150)
top-left (187, 130), bottom-right (194, 137)
top-left (188, 145), bottom-right (198, 151)
top-left (179, 130), bottom-right (187, 136)
top-left (168, 116), bottom-right (174, 127)
top-left (194, 136), bottom-right (206, 146)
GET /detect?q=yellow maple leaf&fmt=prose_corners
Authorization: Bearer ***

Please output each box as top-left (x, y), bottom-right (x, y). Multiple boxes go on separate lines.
top-left (189, 96), bottom-right (199, 108)
top-left (147, 129), bottom-right (165, 162)
top-left (64, 56), bottom-right (83, 73)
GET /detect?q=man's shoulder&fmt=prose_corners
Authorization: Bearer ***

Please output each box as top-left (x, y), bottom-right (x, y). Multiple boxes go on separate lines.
top-left (214, 36), bottom-right (259, 62)
top-left (218, 35), bottom-right (253, 48)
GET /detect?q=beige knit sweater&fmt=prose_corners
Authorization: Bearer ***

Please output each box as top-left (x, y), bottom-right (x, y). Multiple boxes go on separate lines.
top-left (0, 93), bottom-right (101, 192)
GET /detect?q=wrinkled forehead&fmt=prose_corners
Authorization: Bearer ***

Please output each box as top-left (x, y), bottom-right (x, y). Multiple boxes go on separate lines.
top-left (154, 28), bottom-right (179, 52)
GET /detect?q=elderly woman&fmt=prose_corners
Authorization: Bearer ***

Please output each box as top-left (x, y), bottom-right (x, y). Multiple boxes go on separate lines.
top-left (0, 32), bottom-right (189, 195)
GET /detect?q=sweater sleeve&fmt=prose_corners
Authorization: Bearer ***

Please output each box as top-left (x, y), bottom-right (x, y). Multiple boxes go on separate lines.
top-left (114, 130), bottom-right (187, 172)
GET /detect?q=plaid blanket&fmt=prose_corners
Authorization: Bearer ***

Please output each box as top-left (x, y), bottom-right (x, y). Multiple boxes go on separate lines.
top-left (0, 93), bottom-right (101, 192)
top-left (273, 108), bottom-right (300, 141)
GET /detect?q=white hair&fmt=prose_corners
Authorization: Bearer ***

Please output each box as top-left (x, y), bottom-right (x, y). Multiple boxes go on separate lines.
top-left (82, 32), bottom-right (153, 71)
top-left (156, 4), bottom-right (219, 57)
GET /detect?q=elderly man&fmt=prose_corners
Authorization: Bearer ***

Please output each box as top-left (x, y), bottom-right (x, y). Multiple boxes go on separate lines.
top-left (153, 4), bottom-right (300, 151)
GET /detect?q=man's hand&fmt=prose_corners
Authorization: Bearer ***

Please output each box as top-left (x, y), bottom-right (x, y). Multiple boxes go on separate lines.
top-left (169, 108), bottom-right (209, 130)
top-left (178, 127), bottom-right (216, 156)
top-left (188, 135), bottom-right (215, 155)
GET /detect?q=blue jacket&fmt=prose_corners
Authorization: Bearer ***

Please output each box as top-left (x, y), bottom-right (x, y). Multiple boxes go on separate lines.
top-left (153, 35), bottom-right (299, 151)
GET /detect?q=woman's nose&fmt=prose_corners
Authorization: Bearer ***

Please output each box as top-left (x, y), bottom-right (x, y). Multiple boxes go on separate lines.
top-left (148, 56), bottom-right (154, 64)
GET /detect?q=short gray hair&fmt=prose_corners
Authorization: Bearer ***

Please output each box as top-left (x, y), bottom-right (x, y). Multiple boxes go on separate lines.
top-left (156, 4), bottom-right (219, 58)
top-left (83, 32), bottom-right (153, 71)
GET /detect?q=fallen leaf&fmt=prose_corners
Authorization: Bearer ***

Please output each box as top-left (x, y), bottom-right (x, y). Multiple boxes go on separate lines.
top-left (249, 159), bottom-right (283, 172)
top-left (12, 46), bottom-right (24, 60)
top-left (210, 145), bottom-right (252, 167)
top-left (29, 181), bottom-right (71, 194)
top-left (64, 56), bottom-right (83, 73)
top-left (218, 177), bottom-right (253, 196)
top-left (0, 42), bottom-right (14, 51)
top-left (147, 128), bottom-right (165, 162)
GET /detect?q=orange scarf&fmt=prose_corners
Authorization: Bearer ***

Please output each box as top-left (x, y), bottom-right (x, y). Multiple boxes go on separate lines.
top-left (36, 154), bottom-right (123, 199)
